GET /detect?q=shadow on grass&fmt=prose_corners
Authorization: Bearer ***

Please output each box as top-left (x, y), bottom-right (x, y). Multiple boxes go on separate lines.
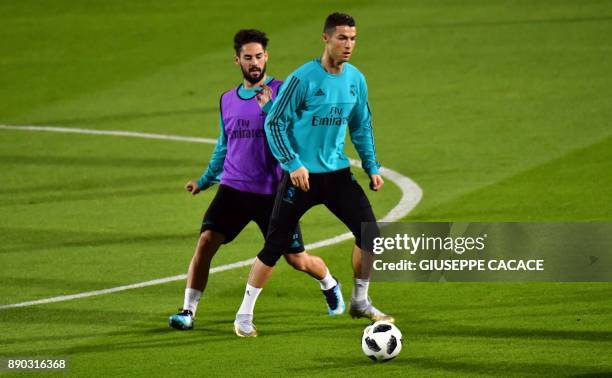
top-left (0, 228), bottom-right (194, 254)
top-left (30, 106), bottom-right (216, 127)
top-left (386, 283), bottom-right (612, 315)
top-left (0, 154), bottom-right (198, 169)
top-left (0, 307), bottom-right (327, 345)
top-left (0, 276), bottom-right (125, 292)
top-left (2, 321), bottom-right (346, 357)
top-left (402, 15), bottom-right (612, 31)
top-left (419, 325), bottom-right (612, 343)
top-left (0, 172), bottom-right (189, 196)
top-left (0, 185), bottom-right (187, 206)
top-left (296, 356), bottom-right (612, 376)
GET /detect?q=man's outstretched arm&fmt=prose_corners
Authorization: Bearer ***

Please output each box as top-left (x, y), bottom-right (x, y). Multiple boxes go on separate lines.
top-left (187, 115), bottom-right (227, 195)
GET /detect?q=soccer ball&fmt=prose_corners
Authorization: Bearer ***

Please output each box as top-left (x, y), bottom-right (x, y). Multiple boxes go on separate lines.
top-left (361, 321), bottom-right (403, 362)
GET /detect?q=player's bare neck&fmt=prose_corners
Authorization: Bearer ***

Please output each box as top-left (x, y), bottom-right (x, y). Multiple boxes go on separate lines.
top-left (321, 53), bottom-right (344, 74)
top-left (243, 74), bottom-right (267, 89)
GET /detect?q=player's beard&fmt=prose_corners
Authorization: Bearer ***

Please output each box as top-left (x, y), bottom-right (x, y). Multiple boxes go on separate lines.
top-left (242, 64), bottom-right (266, 85)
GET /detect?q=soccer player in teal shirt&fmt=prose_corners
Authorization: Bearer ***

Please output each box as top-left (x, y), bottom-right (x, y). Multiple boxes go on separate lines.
top-left (234, 13), bottom-right (393, 337)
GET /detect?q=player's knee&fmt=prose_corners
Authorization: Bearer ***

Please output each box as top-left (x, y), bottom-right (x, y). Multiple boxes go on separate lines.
top-left (196, 231), bottom-right (223, 258)
top-left (285, 253), bottom-right (309, 271)
top-left (197, 232), bottom-right (213, 248)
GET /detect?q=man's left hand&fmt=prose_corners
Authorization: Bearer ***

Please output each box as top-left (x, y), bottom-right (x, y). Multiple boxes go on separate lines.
top-left (369, 174), bottom-right (384, 191)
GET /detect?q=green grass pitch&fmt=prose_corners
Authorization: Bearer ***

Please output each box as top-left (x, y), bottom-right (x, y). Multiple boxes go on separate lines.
top-left (1, 0), bottom-right (611, 376)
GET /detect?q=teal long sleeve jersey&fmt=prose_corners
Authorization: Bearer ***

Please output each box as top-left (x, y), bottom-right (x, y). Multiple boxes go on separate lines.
top-left (265, 58), bottom-right (380, 175)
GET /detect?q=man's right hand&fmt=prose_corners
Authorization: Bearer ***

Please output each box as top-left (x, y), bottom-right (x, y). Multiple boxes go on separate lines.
top-left (290, 167), bottom-right (310, 192)
top-left (256, 84), bottom-right (273, 109)
top-left (185, 180), bottom-right (202, 196)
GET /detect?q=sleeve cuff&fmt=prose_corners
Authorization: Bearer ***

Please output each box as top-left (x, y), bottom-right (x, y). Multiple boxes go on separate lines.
top-left (365, 162), bottom-right (381, 176)
top-left (197, 177), bottom-right (215, 190)
top-left (283, 157), bottom-right (304, 173)
top-left (197, 178), bottom-right (207, 189)
top-left (261, 101), bottom-right (273, 114)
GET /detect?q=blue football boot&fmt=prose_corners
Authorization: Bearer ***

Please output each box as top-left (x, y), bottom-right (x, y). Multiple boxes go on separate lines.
top-left (322, 277), bottom-right (345, 316)
top-left (169, 309), bottom-right (194, 330)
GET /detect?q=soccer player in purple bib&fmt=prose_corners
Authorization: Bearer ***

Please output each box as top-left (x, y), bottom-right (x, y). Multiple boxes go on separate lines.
top-left (169, 30), bottom-right (344, 331)
top-left (234, 13), bottom-right (393, 337)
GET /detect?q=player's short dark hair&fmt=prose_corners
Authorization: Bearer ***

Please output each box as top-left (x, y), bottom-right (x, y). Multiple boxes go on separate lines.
top-left (233, 29), bottom-right (268, 55)
top-left (323, 12), bottom-right (356, 35)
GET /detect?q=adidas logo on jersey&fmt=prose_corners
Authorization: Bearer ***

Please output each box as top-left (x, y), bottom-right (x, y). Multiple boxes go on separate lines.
top-left (314, 88), bottom-right (325, 96)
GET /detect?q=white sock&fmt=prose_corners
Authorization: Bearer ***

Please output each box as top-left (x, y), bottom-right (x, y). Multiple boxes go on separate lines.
top-left (237, 284), bottom-right (262, 315)
top-left (352, 278), bottom-right (370, 302)
top-left (317, 269), bottom-right (337, 290)
top-left (183, 288), bottom-right (202, 315)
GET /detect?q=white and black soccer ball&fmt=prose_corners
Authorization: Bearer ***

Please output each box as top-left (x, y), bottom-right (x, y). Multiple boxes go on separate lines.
top-left (361, 321), bottom-right (403, 362)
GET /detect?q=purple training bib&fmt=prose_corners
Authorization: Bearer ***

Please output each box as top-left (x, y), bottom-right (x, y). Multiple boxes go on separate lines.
top-left (219, 79), bottom-right (283, 195)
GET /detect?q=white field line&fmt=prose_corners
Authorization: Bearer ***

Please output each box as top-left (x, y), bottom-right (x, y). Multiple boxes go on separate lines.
top-left (0, 125), bottom-right (423, 310)
top-left (0, 124), bottom-right (217, 144)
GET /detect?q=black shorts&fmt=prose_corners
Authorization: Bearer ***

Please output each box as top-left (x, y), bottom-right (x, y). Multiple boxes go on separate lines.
top-left (257, 168), bottom-right (378, 267)
top-left (201, 184), bottom-right (305, 253)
